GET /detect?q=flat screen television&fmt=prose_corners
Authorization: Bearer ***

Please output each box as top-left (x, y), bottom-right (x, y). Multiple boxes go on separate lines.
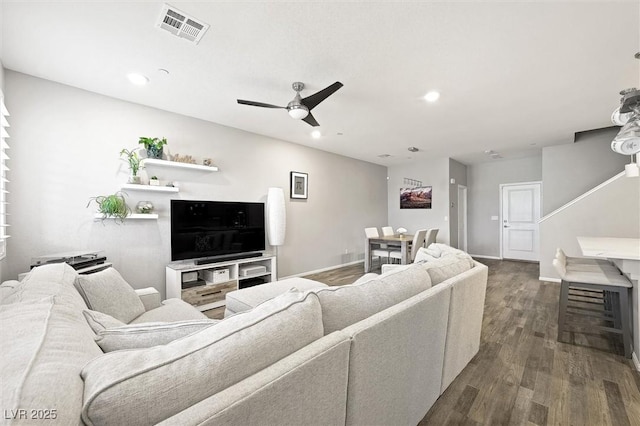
top-left (171, 200), bottom-right (265, 262)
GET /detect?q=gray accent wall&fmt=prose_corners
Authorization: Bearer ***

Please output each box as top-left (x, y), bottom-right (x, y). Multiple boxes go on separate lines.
top-left (4, 71), bottom-right (388, 296)
top-left (467, 155), bottom-right (542, 258)
top-left (387, 157), bottom-right (450, 244)
top-left (542, 127), bottom-right (627, 215)
top-left (448, 159), bottom-right (467, 249)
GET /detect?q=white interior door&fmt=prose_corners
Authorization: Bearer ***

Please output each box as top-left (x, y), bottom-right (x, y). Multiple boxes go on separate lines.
top-left (457, 185), bottom-right (467, 251)
top-left (501, 182), bottom-right (541, 261)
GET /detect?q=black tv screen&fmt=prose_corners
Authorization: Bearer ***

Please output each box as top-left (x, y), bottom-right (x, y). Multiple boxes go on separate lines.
top-left (170, 200), bottom-right (265, 261)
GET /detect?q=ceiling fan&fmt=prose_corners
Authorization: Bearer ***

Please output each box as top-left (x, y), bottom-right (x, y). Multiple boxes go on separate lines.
top-left (237, 81), bottom-right (343, 127)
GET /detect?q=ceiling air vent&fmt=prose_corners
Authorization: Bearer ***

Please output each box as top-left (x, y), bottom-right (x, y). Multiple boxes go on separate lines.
top-left (156, 4), bottom-right (209, 44)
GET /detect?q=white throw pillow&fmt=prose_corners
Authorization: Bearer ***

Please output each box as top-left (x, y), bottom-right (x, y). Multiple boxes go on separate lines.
top-left (94, 319), bottom-right (220, 352)
top-left (83, 309), bottom-right (126, 333)
top-left (74, 268), bottom-right (146, 323)
top-left (414, 247), bottom-right (439, 263)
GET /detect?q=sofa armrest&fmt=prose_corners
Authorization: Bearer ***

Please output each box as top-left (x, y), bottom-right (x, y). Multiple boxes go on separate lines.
top-left (135, 287), bottom-right (162, 311)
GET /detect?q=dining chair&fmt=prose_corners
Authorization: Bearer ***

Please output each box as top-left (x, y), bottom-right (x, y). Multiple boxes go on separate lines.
top-left (389, 228), bottom-right (428, 263)
top-left (364, 227), bottom-right (391, 266)
top-left (381, 226), bottom-right (394, 236)
top-left (425, 228), bottom-right (439, 247)
top-left (381, 226), bottom-right (401, 260)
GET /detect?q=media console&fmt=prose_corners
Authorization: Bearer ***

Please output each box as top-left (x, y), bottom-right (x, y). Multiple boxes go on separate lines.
top-left (166, 254), bottom-right (276, 313)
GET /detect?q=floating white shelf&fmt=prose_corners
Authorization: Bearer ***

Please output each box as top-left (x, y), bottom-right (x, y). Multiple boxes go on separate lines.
top-left (94, 213), bottom-right (159, 220)
top-left (121, 183), bottom-right (179, 193)
top-left (141, 158), bottom-right (218, 172)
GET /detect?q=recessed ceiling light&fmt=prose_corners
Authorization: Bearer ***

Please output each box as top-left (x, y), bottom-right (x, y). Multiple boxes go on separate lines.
top-left (311, 130), bottom-right (322, 139)
top-left (127, 73), bottom-right (149, 85)
top-left (424, 91), bottom-right (440, 102)
top-left (408, 146), bottom-right (419, 152)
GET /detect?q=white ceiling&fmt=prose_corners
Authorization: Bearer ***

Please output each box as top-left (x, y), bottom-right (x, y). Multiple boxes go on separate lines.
top-left (2, 1), bottom-right (639, 165)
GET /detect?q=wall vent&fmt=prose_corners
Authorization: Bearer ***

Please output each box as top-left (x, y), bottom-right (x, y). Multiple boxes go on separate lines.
top-left (156, 4), bottom-right (209, 44)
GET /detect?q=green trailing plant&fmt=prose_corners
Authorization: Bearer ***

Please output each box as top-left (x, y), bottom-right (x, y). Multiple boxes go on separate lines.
top-left (120, 148), bottom-right (141, 176)
top-left (138, 137), bottom-right (167, 159)
top-left (87, 191), bottom-right (131, 223)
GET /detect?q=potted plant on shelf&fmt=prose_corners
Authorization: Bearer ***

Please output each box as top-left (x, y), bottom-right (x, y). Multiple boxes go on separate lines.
top-left (87, 191), bottom-right (131, 223)
top-left (149, 176), bottom-right (160, 186)
top-left (120, 148), bottom-right (141, 184)
top-left (139, 137), bottom-right (167, 160)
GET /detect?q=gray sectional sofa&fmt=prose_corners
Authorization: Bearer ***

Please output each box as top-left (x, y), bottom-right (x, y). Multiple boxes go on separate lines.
top-left (0, 245), bottom-right (487, 425)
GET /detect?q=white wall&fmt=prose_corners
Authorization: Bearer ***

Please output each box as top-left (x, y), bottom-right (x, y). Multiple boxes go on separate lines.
top-left (4, 71), bottom-right (388, 296)
top-left (542, 127), bottom-right (627, 215)
top-left (387, 157), bottom-right (450, 244)
top-left (467, 155), bottom-right (542, 257)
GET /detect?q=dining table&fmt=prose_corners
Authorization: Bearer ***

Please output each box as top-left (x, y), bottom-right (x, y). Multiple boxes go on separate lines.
top-left (364, 234), bottom-right (414, 273)
top-left (577, 236), bottom-right (640, 367)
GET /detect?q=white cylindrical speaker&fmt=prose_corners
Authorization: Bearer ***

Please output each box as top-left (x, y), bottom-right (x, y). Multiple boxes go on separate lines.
top-left (266, 187), bottom-right (286, 246)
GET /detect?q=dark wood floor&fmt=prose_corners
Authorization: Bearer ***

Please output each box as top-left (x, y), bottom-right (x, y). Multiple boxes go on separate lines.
top-left (303, 259), bottom-right (640, 425)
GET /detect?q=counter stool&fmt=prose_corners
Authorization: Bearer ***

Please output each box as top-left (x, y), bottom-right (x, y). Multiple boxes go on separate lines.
top-left (553, 257), bottom-right (632, 358)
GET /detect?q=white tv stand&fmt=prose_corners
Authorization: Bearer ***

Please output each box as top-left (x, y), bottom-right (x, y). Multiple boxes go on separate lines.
top-left (166, 254), bottom-right (276, 312)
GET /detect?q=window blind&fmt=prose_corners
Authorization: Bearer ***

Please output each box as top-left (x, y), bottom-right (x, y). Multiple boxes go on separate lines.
top-left (0, 92), bottom-right (10, 259)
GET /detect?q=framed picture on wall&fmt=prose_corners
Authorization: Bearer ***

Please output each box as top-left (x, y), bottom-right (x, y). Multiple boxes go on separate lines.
top-left (290, 171), bottom-right (308, 199)
top-left (400, 186), bottom-right (432, 209)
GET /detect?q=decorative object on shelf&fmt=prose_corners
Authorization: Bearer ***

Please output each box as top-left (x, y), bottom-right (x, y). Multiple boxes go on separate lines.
top-left (396, 227), bottom-right (408, 237)
top-left (136, 201), bottom-right (154, 214)
top-left (87, 191), bottom-right (130, 223)
top-left (171, 153), bottom-right (197, 164)
top-left (400, 184), bottom-right (432, 209)
top-left (149, 176), bottom-right (160, 186)
top-left (203, 158), bottom-right (212, 166)
top-left (138, 137), bottom-right (167, 160)
top-left (120, 148), bottom-right (141, 184)
top-left (290, 171), bottom-right (308, 199)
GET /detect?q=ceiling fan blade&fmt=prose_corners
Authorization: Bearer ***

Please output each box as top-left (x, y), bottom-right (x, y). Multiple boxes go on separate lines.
top-left (302, 112), bottom-right (320, 127)
top-left (237, 99), bottom-right (286, 109)
top-left (301, 82), bottom-right (343, 111)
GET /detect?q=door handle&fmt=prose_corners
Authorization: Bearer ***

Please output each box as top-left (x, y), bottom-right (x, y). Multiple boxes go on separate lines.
top-left (503, 225), bottom-right (510, 228)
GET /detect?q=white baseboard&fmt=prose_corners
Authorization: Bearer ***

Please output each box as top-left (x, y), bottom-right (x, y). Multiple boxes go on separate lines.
top-left (539, 276), bottom-right (561, 283)
top-left (280, 260), bottom-right (364, 281)
top-left (469, 254), bottom-right (502, 260)
top-left (633, 352), bottom-right (640, 372)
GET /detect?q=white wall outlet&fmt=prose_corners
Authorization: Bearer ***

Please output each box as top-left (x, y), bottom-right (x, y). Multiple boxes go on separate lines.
top-left (491, 215), bottom-right (499, 221)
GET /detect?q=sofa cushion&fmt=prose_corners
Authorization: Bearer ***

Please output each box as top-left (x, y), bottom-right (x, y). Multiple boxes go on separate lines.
top-left (83, 309), bottom-right (126, 332)
top-left (80, 289), bottom-right (324, 425)
top-left (0, 279), bottom-right (21, 303)
top-left (94, 319), bottom-right (220, 352)
top-left (420, 253), bottom-right (474, 285)
top-left (1, 295), bottom-right (103, 426)
top-left (129, 298), bottom-right (207, 323)
top-left (74, 268), bottom-right (145, 323)
top-left (315, 263), bottom-right (432, 334)
top-left (2, 263), bottom-right (86, 310)
top-left (352, 273), bottom-right (379, 285)
top-left (225, 277), bottom-right (327, 315)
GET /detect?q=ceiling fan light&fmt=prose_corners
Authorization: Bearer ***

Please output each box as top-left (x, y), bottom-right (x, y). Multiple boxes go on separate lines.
top-left (611, 107), bottom-right (633, 126)
top-left (288, 105), bottom-right (309, 120)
